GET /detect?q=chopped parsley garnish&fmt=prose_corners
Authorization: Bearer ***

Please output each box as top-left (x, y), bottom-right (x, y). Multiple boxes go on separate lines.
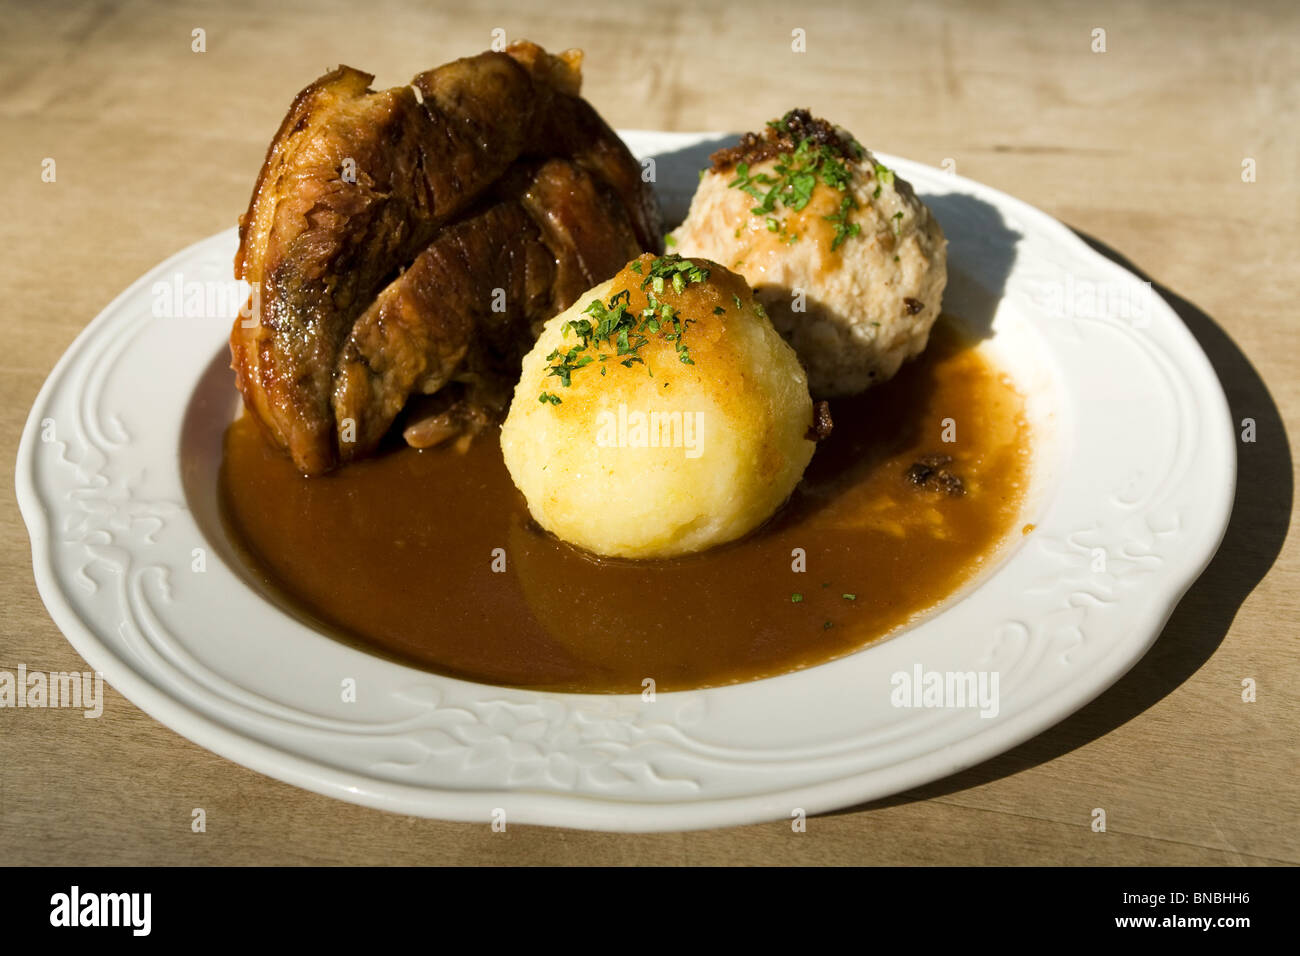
top-left (872, 161), bottom-right (894, 200)
top-left (726, 111), bottom-right (881, 252)
top-left (538, 256), bottom-right (709, 400)
top-left (826, 195), bottom-right (861, 251)
top-left (728, 142), bottom-right (828, 217)
top-left (791, 593), bottom-right (803, 603)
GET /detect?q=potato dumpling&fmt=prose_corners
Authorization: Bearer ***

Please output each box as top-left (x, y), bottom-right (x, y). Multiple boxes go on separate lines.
top-left (501, 253), bottom-right (815, 559)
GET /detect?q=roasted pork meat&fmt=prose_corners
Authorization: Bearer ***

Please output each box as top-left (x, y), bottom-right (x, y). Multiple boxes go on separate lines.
top-left (230, 42), bottom-right (661, 475)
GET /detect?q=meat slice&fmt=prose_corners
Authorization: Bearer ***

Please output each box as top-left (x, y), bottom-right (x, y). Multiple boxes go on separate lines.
top-left (231, 42), bottom-right (661, 475)
top-left (521, 159), bottom-right (647, 316)
top-left (329, 198), bottom-right (543, 462)
top-left (331, 158), bottom-right (643, 463)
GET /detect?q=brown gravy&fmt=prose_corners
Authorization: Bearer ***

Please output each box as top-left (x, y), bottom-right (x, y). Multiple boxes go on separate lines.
top-left (219, 317), bottom-right (1031, 692)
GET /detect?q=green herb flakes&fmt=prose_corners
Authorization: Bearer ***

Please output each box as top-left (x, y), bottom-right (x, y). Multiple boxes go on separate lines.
top-left (726, 111), bottom-right (865, 252)
top-left (538, 256), bottom-right (710, 401)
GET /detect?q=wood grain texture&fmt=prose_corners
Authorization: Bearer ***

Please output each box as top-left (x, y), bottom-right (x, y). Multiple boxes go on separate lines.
top-left (1, 0), bottom-right (1296, 865)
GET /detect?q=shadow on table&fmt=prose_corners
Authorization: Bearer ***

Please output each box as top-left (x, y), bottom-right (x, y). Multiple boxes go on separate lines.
top-left (828, 228), bottom-right (1293, 816)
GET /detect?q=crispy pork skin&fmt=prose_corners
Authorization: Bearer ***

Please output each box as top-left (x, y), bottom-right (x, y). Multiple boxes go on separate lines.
top-left (231, 42), bottom-right (660, 474)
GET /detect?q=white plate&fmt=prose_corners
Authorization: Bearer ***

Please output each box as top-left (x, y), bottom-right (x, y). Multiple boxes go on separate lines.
top-left (16, 131), bottom-right (1235, 831)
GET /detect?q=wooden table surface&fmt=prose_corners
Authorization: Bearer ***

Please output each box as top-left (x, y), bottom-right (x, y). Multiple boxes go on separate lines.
top-left (2, 0), bottom-right (1296, 865)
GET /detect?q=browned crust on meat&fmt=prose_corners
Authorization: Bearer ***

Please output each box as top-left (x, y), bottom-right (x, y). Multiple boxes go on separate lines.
top-left (235, 66), bottom-right (374, 282)
top-left (231, 43), bottom-right (662, 475)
